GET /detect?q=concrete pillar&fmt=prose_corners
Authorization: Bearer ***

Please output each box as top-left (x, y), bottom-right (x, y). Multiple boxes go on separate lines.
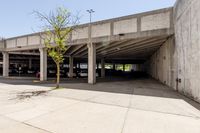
top-left (69, 56), bottom-right (74, 78)
top-left (78, 63), bottom-right (81, 69)
top-left (123, 64), bottom-right (125, 71)
top-left (3, 52), bottom-right (9, 77)
top-left (101, 59), bottom-right (105, 78)
top-left (88, 43), bottom-right (96, 84)
top-left (113, 64), bottom-right (116, 70)
top-left (97, 62), bottom-right (100, 69)
top-left (29, 58), bottom-right (32, 69)
top-left (39, 48), bottom-right (47, 81)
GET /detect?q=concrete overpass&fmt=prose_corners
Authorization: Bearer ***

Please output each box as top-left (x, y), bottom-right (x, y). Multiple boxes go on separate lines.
top-left (0, 0), bottom-right (200, 103)
top-left (0, 7), bottom-right (174, 82)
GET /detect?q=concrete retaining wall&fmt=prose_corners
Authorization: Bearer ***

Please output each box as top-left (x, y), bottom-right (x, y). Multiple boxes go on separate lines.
top-left (148, 0), bottom-right (200, 103)
top-left (147, 37), bottom-right (177, 90)
top-left (174, 0), bottom-right (200, 102)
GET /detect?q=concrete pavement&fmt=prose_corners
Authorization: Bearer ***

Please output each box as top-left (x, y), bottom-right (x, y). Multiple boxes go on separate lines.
top-left (0, 78), bottom-right (200, 133)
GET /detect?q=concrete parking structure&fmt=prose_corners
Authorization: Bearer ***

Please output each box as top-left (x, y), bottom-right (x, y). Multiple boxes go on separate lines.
top-left (0, 0), bottom-right (200, 104)
top-left (0, 1), bottom-right (200, 132)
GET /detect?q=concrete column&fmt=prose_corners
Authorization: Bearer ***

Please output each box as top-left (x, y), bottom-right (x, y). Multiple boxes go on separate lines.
top-left (113, 64), bottom-right (116, 70)
top-left (97, 63), bottom-right (99, 70)
top-left (123, 64), bottom-right (125, 71)
top-left (78, 63), bottom-right (81, 69)
top-left (39, 48), bottom-right (47, 81)
top-left (69, 56), bottom-right (74, 78)
top-left (101, 59), bottom-right (105, 78)
top-left (3, 52), bottom-right (9, 77)
top-left (29, 58), bottom-right (32, 69)
top-left (88, 43), bottom-right (96, 84)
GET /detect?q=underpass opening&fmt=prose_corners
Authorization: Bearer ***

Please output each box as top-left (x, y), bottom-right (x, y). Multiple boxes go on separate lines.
top-left (92, 35), bottom-right (174, 82)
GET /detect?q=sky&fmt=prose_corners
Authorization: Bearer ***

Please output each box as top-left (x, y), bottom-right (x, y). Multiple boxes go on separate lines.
top-left (0, 0), bottom-right (176, 38)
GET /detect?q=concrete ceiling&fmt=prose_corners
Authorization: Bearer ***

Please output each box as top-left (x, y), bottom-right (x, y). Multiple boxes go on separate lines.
top-left (66, 35), bottom-right (170, 61)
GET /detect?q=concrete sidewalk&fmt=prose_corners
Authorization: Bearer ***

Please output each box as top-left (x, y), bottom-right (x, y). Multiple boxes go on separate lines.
top-left (0, 79), bottom-right (200, 133)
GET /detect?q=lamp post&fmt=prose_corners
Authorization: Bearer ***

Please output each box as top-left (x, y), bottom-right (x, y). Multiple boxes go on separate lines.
top-left (87, 9), bottom-right (95, 24)
top-left (87, 9), bottom-right (95, 48)
top-left (87, 9), bottom-right (95, 44)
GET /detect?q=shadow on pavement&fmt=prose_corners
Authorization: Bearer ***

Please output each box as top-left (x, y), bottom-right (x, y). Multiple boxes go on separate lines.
top-left (0, 76), bottom-right (200, 111)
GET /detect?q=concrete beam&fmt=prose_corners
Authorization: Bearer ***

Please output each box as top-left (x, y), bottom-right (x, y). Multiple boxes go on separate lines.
top-left (2, 52), bottom-right (9, 77)
top-left (39, 48), bottom-right (47, 81)
top-left (69, 44), bottom-right (85, 55)
top-left (105, 38), bottom-right (166, 57)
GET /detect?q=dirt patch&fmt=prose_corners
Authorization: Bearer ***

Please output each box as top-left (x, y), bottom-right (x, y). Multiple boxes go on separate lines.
top-left (10, 90), bottom-right (51, 100)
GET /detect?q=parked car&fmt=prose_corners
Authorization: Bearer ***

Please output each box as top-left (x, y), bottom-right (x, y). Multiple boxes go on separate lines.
top-left (78, 69), bottom-right (99, 78)
top-left (48, 68), bottom-right (56, 77)
top-left (27, 69), bottom-right (37, 74)
top-left (9, 68), bottom-right (20, 74)
top-left (78, 69), bottom-right (87, 77)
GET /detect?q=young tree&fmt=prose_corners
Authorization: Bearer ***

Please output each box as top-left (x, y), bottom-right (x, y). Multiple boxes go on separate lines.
top-left (34, 7), bottom-right (78, 88)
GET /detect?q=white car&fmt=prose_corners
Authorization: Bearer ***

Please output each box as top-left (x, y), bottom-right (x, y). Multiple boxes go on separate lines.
top-left (79, 70), bottom-right (99, 77)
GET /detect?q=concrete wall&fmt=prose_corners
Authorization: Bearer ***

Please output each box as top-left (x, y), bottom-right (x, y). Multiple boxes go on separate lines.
top-left (0, 40), bottom-right (5, 49)
top-left (6, 35), bottom-right (41, 49)
top-left (141, 12), bottom-right (170, 31)
top-left (113, 18), bottom-right (137, 35)
top-left (148, 0), bottom-right (200, 103)
top-left (173, 0), bottom-right (200, 102)
top-left (71, 8), bottom-right (172, 41)
top-left (147, 37), bottom-right (177, 89)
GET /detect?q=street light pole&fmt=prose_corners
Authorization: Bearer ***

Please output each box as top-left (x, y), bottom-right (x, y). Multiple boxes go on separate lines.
top-left (87, 9), bottom-right (95, 44)
top-left (87, 9), bottom-right (95, 45)
top-left (87, 9), bottom-right (95, 24)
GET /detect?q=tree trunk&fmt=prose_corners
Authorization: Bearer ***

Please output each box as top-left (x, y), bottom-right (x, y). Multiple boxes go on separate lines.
top-left (56, 63), bottom-right (60, 88)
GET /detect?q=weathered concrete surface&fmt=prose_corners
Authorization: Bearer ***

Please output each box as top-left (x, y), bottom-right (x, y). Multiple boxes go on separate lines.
top-left (174, 0), bottom-right (200, 102)
top-left (88, 43), bottom-right (96, 84)
top-left (147, 36), bottom-right (177, 90)
top-left (39, 48), bottom-right (47, 81)
top-left (0, 78), bottom-right (200, 133)
top-left (147, 0), bottom-right (200, 103)
top-left (2, 52), bottom-right (9, 77)
top-left (0, 116), bottom-right (49, 133)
